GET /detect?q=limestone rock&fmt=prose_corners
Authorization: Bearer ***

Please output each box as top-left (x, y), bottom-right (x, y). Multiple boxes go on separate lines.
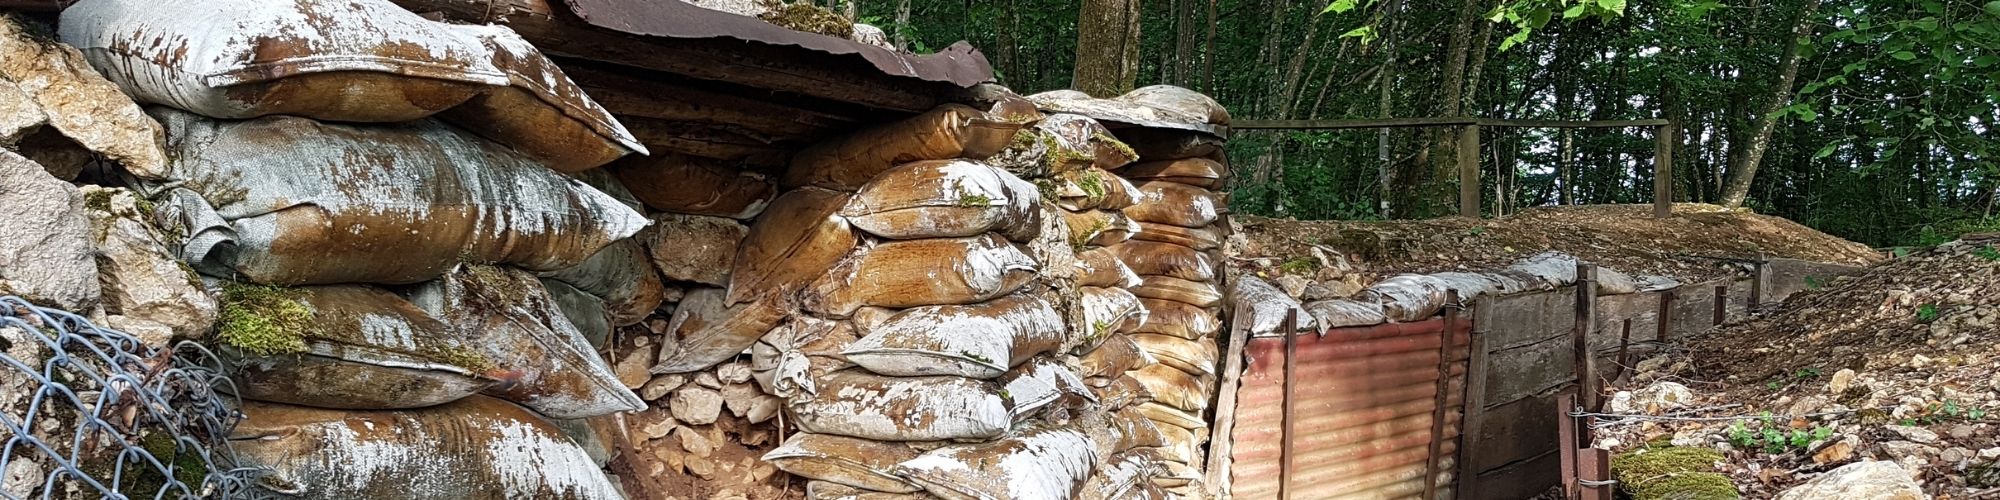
top-left (615, 345), bottom-right (657, 389)
top-left (81, 187), bottom-right (216, 340)
top-left (641, 374), bottom-right (689, 401)
top-left (1273, 274), bottom-right (1310, 298)
top-left (850, 24), bottom-right (892, 49)
top-left (1813, 435), bottom-right (1858, 464)
top-left (1827, 368), bottom-right (1858, 394)
top-left (675, 425), bottom-right (716, 458)
top-left (0, 18), bottom-right (165, 179)
top-left (717, 361), bottom-right (754, 385)
top-left (1774, 461), bottom-right (1926, 500)
top-left (0, 150), bottom-right (97, 310)
top-left (638, 410), bottom-right (678, 440)
top-left (670, 387), bottom-right (724, 425)
top-left (641, 214), bottom-right (746, 286)
top-left (1885, 425), bottom-right (1940, 445)
top-left (0, 80), bottom-right (45, 144)
top-left (1631, 381), bottom-right (1694, 414)
top-left (720, 383), bottom-right (763, 418)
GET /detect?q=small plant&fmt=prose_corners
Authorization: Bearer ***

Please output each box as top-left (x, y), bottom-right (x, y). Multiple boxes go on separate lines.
top-left (1279, 257), bottom-right (1317, 275)
top-left (1917, 303), bottom-right (1940, 322)
top-left (959, 351), bottom-right (995, 365)
top-left (1892, 247), bottom-right (1912, 258)
top-left (1804, 276), bottom-right (1825, 290)
top-left (1977, 245), bottom-right (2000, 261)
top-left (956, 193), bottom-right (993, 207)
top-left (1728, 417), bottom-right (1834, 455)
top-left (1794, 367), bottom-right (1821, 380)
top-left (1464, 226), bottom-right (1487, 237)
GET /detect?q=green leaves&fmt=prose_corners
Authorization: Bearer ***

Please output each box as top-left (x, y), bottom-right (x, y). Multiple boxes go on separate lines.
top-left (1321, 0), bottom-right (1364, 15)
top-left (1339, 25), bottom-right (1380, 44)
top-left (1986, 1), bottom-right (2000, 17)
top-left (1892, 50), bottom-right (1917, 61)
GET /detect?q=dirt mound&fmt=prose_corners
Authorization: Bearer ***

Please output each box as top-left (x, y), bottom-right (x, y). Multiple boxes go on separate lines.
top-left (1237, 203), bottom-right (1884, 284)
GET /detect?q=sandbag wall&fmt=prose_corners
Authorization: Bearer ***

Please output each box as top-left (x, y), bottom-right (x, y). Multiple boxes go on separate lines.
top-left (51, 0), bottom-right (654, 497)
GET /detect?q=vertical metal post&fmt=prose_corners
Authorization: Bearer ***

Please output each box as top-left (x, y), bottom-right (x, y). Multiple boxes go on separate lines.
top-left (1459, 124), bottom-right (1482, 218)
top-left (1573, 263), bottom-right (1599, 412)
top-left (1713, 284), bottom-right (1728, 326)
top-left (1425, 291), bottom-right (1460, 500)
top-left (1278, 310), bottom-right (1299, 500)
top-left (1653, 122), bottom-right (1676, 218)
top-left (1656, 290), bottom-right (1677, 342)
top-left (1612, 319), bottom-right (1632, 385)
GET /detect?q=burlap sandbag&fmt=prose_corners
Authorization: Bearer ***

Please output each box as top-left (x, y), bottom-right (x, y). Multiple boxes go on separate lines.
top-left (1078, 333), bottom-right (1153, 381)
top-left (840, 160), bottom-right (1042, 242)
top-left (806, 481), bottom-right (934, 500)
top-left (1124, 85), bottom-right (1232, 125)
top-left (1137, 402), bottom-right (1206, 431)
top-left (1130, 364), bottom-right (1212, 413)
top-left (61, 0), bottom-right (643, 172)
top-left (750, 317), bottom-right (858, 398)
top-left (1081, 286), bottom-right (1147, 341)
top-left (1091, 373), bottom-right (1155, 410)
top-left (1229, 276), bottom-right (1315, 337)
top-left (1131, 222), bottom-right (1223, 251)
top-left (651, 287), bottom-right (788, 374)
top-left (727, 187), bottom-right (858, 305)
top-left (1358, 274), bottom-right (1450, 322)
top-left (894, 426), bottom-right (1098, 500)
top-left (1112, 127), bottom-right (1224, 161)
top-left (1109, 240), bottom-right (1216, 282)
top-left (222, 284), bottom-right (495, 410)
top-left (1505, 251), bottom-right (1640, 294)
top-left (1429, 271), bottom-right (1503, 303)
top-left (1129, 334), bottom-right (1217, 377)
top-left (232, 396), bottom-right (622, 499)
top-left (1095, 407), bottom-right (1169, 455)
top-left (1132, 298), bottom-right (1221, 341)
top-left (1060, 210), bottom-right (1139, 249)
top-left (807, 234), bottom-right (1038, 317)
top-left (999, 355), bottom-right (1094, 422)
top-left (542, 278), bottom-right (613, 349)
top-left (1153, 460), bottom-right (1202, 488)
top-left (1122, 181), bottom-right (1221, 228)
top-left (607, 153), bottom-right (774, 219)
top-left (1080, 451), bottom-right (1164, 500)
top-left (1154, 424), bottom-right (1208, 466)
top-left (1074, 248), bottom-right (1143, 288)
top-left (784, 103), bottom-right (1031, 191)
top-left (1120, 157), bottom-right (1227, 189)
top-left (843, 293), bottom-right (1066, 379)
top-left (1054, 168), bottom-right (1141, 212)
top-left (539, 239), bottom-right (665, 328)
top-left (1132, 275), bottom-right (1223, 308)
top-left (145, 108), bottom-right (645, 286)
top-left (986, 113), bottom-right (1124, 178)
top-left (792, 370), bottom-right (1013, 442)
top-left (408, 265), bottom-right (644, 419)
top-left (763, 433), bottom-right (925, 494)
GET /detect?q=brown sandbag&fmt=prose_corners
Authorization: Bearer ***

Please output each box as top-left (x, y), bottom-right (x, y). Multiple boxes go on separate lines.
top-left (1054, 168), bottom-right (1141, 212)
top-left (1153, 460), bottom-right (1202, 488)
top-left (539, 238), bottom-right (665, 327)
top-left (1080, 451), bottom-right (1164, 500)
top-left (784, 104), bottom-right (1030, 191)
top-left (1091, 373), bottom-right (1155, 410)
top-left (1358, 274), bottom-right (1450, 322)
top-left (1081, 286), bottom-right (1147, 342)
top-left (1120, 157), bottom-right (1227, 189)
top-left (1112, 128), bottom-right (1225, 161)
top-left (1122, 181), bottom-right (1221, 228)
top-left (1097, 406), bottom-right (1169, 454)
top-left (750, 317), bottom-right (859, 398)
top-left (541, 279), bottom-right (612, 349)
top-left (1153, 424), bottom-right (1208, 466)
top-left (1131, 222), bottom-right (1223, 251)
top-left (843, 293), bottom-right (1067, 379)
top-left (607, 153), bottom-right (774, 219)
top-left (222, 285), bottom-right (495, 410)
top-left (726, 187), bottom-right (857, 305)
top-left (1075, 247), bottom-right (1143, 288)
top-left (806, 234), bottom-right (1038, 317)
top-left (144, 108), bottom-right (646, 286)
top-left (792, 370), bottom-right (1014, 442)
top-left (408, 265), bottom-right (644, 419)
top-left (840, 160), bottom-right (1042, 242)
top-left (893, 426), bottom-right (1098, 500)
top-left (1130, 364), bottom-right (1212, 413)
top-left (1060, 209), bottom-right (1139, 249)
top-left (1129, 334), bottom-right (1217, 377)
top-left (763, 433), bottom-right (925, 494)
top-left (1137, 402), bottom-right (1206, 432)
top-left (640, 213), bottom-right (748, 287)
top-left (1130, 298), bottom-right (1222, 340)
top-left (1078, 333), bottom-right (1153, 381)
top-left (233, 396), bottom-right (621, 499)
top-left (806, 481), bottom-right (933, 500)
top-left (1131, 275), bottom-right (1223, 308)
top-left (1304, 298), bottom-right (1389, 332)
top-left (1108, 240), bottom-right (1216, 282)
top-left (650, 287), bottom-right (788, 374)
top-left (60, 0), bottom-right (643, 172)
top-left (1123, 85), bottom-right (1232, 125)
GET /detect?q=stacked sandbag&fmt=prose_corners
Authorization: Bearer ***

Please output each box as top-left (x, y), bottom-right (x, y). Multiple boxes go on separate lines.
top-left (1033, 85), bottom-right (1232, 499)
top-left (58, 1), bottom-right (649, 497)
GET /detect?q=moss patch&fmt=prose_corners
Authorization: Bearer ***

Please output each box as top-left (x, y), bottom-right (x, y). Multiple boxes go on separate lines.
top-left (434, 345), bottom-right (495, 374)
top-left (216, 283), bottom-right (314, 356)
top-left (1076, 170), bottom-right (1108, 204)
top-left (759, 2), bottom-right (854, 38)
top-left (1612, 447), bottom-right (1740, 500)
top-left (1279, 257), bottom-right (1317, 275)
top-left (1092, 132), bottom-right (1138, 165)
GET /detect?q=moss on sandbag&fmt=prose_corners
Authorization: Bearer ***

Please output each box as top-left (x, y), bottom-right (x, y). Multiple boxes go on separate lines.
top-left (216, 283), bottom-right (314, 356)
top-left (1611, 447), bottom-right (1741, 500)
top-left (759, 2), bottom-right (854, 38)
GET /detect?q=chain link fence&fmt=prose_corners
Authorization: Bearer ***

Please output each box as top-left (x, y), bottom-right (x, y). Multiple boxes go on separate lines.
top-left (0, 296), bottom-right (257, 499)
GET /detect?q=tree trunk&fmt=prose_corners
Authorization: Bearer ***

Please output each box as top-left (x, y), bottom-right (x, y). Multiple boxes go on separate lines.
top-left (1720, 0), bottom-right (1822, 208)
top-left (1073, 0), bottom-right (1143, 97)
top-left (1559, 128), bottom-right (1576, 205)
top-left (1202, 0), bottom-right (1217, 92)
top-left (893, 0), bottom-right (911, 50)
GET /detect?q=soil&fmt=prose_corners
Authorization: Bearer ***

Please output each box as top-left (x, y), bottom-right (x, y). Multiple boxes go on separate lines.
top-left (1235, 203), bottom-right (1885, 284)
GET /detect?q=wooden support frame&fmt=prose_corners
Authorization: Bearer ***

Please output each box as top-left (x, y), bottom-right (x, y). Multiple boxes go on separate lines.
top-left (1452, 312), bottom-right (1490, 500)
top-left (1278, 310), bottom-right (1300, 500)
top-left (1424, 291), bottom-right (1462, 500)
top-left (1573, 263), bottom-right (1600, 412)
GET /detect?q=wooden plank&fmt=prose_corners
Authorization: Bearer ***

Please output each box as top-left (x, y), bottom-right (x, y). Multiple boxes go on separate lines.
top-left (1205, 311), bottom-right (1255, 498)
top-left (1573, 264), bottom-right (1599, 412)
top-left (1424, 292), bottom-right (1460, 500)
top-left (1471, 450), bottom-right (1561, 500)
top-left (1466, 392), bottom-right (1561, 472)
top-left (1656, 290), bottom-right (1676, 342)
top-left (1233, 117), bottom-right (1478, 130)
top-left (1653, 123), bottom-right (1675, 218)
top-left (1452, 324), bottom-right (1490, 500)
top-left (1481, 118), bottom-right (1670, 129)
top-left (1458, 125), bottom-right (1482, 218)
top-left (1279, 310), bottom-right (1299, 500)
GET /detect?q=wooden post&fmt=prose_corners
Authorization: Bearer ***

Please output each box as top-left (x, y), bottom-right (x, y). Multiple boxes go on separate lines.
top-left (1424, 291), bottom-right (1461, 500)
top-left (1573, 263), bottom-right (1599, 412)
top-left (1656, 290), bottom-right (1677, 342)
top-left (1279, 310), bottom-right (1299, 500)
top-left (1453, 313), bottom-right (1490, 500)
top-left (1612, 319), bottom-right (1633, 385)
top-left (1458, 124), bottom-right (1482, 218)
top-left (1713, 284), bottom-right (1728, 326)
top-left (1205, 303), bottom-right (1255, 498)
top-left (1556, 391), bottom-right (1580, 500)
top-left (1750, 258), bottom-right (1767, 307)
top-left (1653, 122), bottom-right (1675, 218)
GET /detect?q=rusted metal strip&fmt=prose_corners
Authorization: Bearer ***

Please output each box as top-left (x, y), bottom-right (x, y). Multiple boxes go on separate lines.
top-left (1424, 291), bottom-right (1460, 500)
top-left (1573, 263), bottom-right (1599, 412)
top-left (1656, 289), bottom-right (1676, 342)
top-left (1279, 309), bottom-right (1298, 500)
top-left (1556, 391), bottom-right (1579, 500)
top-left (1578, 448), bottom-right (1614, 500)
top-left (1713, 284), bottom-right (1728, 326)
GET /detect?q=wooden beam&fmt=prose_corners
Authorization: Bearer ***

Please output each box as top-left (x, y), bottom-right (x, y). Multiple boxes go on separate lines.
top-left (1653, 122), bottom-right (1676, 218)
top-left (1458, 124), bottom-right (1481, 218)
top-left (1573, 263), bottom-right (1599, 412)
top-left (1232, 117), bottom-right (1670, 130)
top-left (1205, 307), bottom-right (1255, 498)
top-left (1480, 118), bottom-right (1669, 129)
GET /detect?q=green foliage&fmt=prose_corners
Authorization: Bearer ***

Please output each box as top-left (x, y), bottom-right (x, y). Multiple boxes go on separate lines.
top-left (1279, 257), bottom-right (1317, 275)
top-left (1804, 276), bottom-right (1825, 290)
top-left (217, 283), bottom-right (314, 356)
top-left (1726, 416), bottom-right (1834, 455)
top-left (1977, 246), bottom-right (2000, 261)
top-left (1917, 303), bottom-right (1940, 322)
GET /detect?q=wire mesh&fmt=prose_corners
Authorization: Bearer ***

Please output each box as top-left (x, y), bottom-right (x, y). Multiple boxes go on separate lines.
top-left (0, 296), bottom-right (256, 499)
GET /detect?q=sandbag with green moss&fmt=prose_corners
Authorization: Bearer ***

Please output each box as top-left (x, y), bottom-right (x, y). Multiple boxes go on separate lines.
top-left (406, 265), bottom-right (644, 419)
top-left (1611, 447), bottom-right (1742, 500)
top-left (217, 283), bottom-right (498, 410)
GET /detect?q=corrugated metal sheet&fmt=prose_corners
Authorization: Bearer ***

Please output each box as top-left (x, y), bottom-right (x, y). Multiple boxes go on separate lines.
top-left (1229, 317), bottom-right (1471, 500)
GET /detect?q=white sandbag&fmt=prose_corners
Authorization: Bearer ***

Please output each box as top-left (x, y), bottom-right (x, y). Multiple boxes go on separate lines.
top-left (841, 160), bottom-right (1042, 241)
top-left (1081, 286), bottom-right (1148, 341)
top-left (806, 481), bottom-right (933, 500)
top-left (1095, 407), bottom-right (1169, 454)
top-left (1131, 275), bottom-right (1223, 308)
top-left (1122, 181), bottom-right (1220, 228)
top-left (651, 288), bottom-right (788, 374)
top-left (1358, 274), bottom-right (1449, 322)
top-left (221, 284), bottom-right (495, 410)
top-left (1131, 298), bottom-right (1222, 341)
top-left (1062, 209), bottom-right (1141, 248)
top-left (792, 370), bottom-right (1013, 442)
top-left (1428, 271), bottom-right (1501, 303)
top-left (1129, 334), bottom-right (1217, 377)
top-left (807, 234), bottom-right (1039, 317)
top-left (1636, 275), bottom-right (1682, 292)
top-left (1054, 167), bottom-right (1143, 212)
top-left (143, 108), bottom-right (645, 286)
top-left (751, 317), bottom-right (859, 398)
top-left (1074, 248), bottom-right (1143, 288)
top-left (1303, 298), bottom-right (1388, 332)
top-left (1109, 240), bottom-right (1216, 282)
top-left (1153, 460), bottom-right (1202, 488)
top-left (1123, 85), bottom-right (1232, 125)
top-left (1505, 251), bottom-right (1639, 294)
top-left (60, 0), bottom-right (643, 172)
top-left (1229, 276), bottom-right (1315, 336)
top-left (407, 265), bottom-right (643, 419)
top-left (998, 356), bottom-right (1095, 421)
top-left (763, 433), bottom-right (924, 494)
top-left (233, 396), bottom-right (622, 499)
top-left (1080, 452), bottom-right (1163, 500)
top-left (894, 426), bottom-right (1098, 500)
top-left (843, 293), bottom-right (1067, 379)
top-left (542, 278), bottom-right (613, 349)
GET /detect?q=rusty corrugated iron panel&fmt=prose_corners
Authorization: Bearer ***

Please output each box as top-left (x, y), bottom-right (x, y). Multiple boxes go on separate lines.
top-left (1229, 318), bottom-right (1472, 500)
top-left (560, 0), bottom-right (994, 87)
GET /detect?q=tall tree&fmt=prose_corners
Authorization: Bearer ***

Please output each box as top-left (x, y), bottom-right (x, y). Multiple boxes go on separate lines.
top-left (1073, 0), bottom-right (1143, 97)
top-left (1720, 0), bottom-right (1823, 208)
